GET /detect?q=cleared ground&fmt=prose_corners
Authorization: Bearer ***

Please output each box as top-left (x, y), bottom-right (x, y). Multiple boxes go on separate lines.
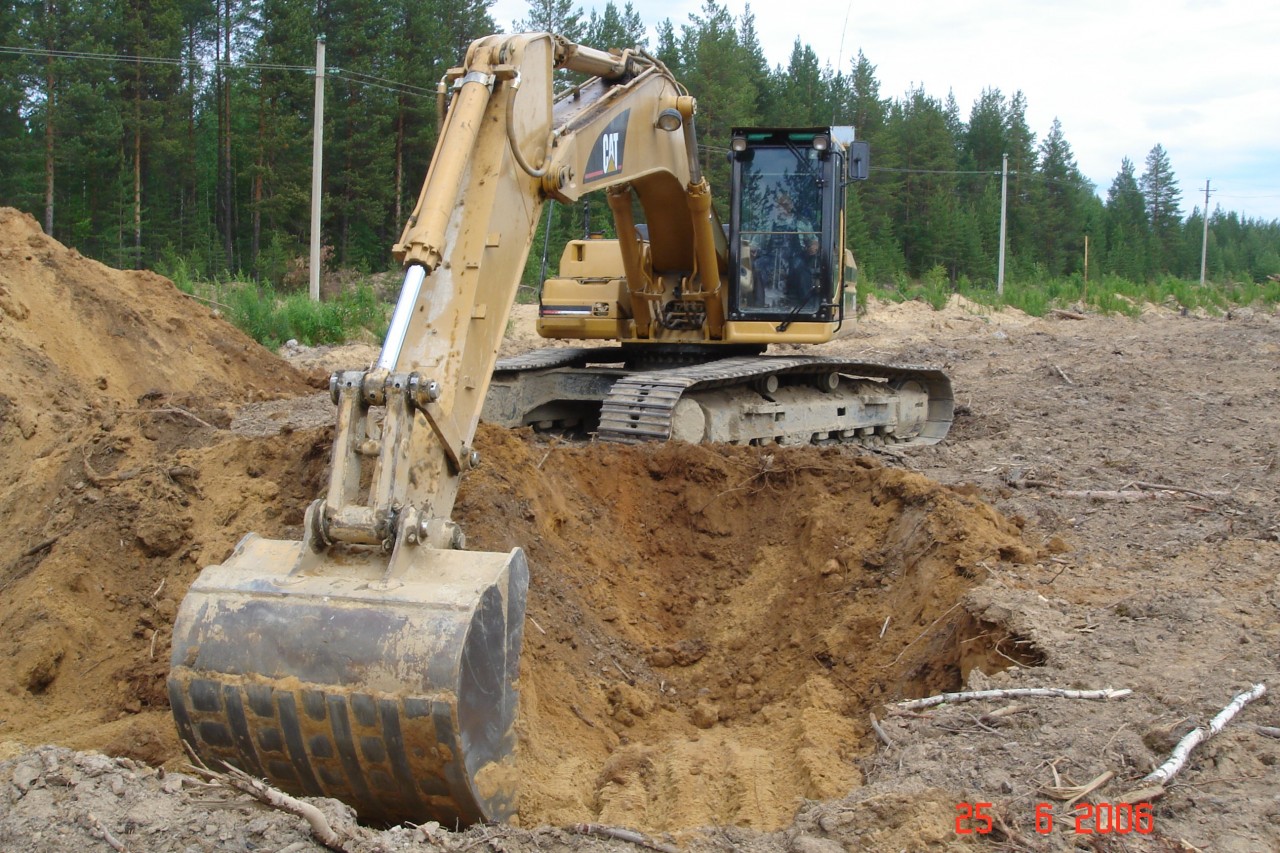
top-left (1, 207), bottom-right (1277, 851)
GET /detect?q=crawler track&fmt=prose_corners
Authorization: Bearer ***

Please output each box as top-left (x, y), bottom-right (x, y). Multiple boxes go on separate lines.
top-left (488, 349), bottom-right (953, 448)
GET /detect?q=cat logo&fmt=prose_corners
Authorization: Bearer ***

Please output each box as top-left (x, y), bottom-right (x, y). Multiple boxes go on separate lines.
top-left (584, 110), bottom-right (629, 182)
top-left (602, 132), bottom-right (620, 172)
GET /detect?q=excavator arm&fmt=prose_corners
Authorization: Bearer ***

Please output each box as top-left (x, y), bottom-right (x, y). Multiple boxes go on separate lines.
top-left (168, 33), bottom-right (720, 828)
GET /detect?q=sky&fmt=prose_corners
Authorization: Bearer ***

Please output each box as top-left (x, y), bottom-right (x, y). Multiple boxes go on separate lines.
top-left (491, 0), bottom-right (1280, 222)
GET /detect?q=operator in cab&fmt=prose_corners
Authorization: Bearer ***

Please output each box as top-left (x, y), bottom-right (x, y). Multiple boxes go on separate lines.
top-left (748, 190), bottom-right (821, 308)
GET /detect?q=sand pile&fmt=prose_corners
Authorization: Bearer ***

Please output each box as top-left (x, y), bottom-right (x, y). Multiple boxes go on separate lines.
top-left (0, 207), bottom-right (315, 762)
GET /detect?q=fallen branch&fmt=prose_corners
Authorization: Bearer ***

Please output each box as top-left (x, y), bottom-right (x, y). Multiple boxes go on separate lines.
top-left (1128, 480), bottom-right (1226, 501)
top-left (571, 823), bottom-right (680, 853)
top-left (137, 405), bottom-right (220, 431)
top-left (185, 750), bottom-right (366, 852)
top-left (21, 535), bottom-right (60, 557)
top-left (1046, 488), bottom-right (1228, 502)
top-left (869, 712), bottom-right (894, 748)
top-left (991, 811), bottom-right (1040, 851)
top-left (81, 448), bottom-right (140, 486)
top-left (1051, 364), bottom-right (1074, 385)
top-left (570, 703), bottom-right (596, 729)
top-left (180, 291), bottom-right (235, 313)
top-left (1141, 683), bottom-right (1267, 788)
top-left (1253, 724), bottom-right (1280, 739)
top-left (1049, 308), bottom-right (1087, 320)
top-left (1039, 769), bottom-right (1115, 807)
top-left (894, 687), bottom-right (1132, 711)
top-left (86, 813), bottom-right (130, 852)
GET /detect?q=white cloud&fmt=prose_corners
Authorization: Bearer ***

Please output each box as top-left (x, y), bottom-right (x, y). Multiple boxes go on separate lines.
top-left (490, 0), bottom-right (1280, 219)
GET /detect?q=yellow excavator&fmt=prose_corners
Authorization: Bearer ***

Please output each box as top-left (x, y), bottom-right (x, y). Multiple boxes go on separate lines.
top-left (168, 33), bottom-right (952, 828)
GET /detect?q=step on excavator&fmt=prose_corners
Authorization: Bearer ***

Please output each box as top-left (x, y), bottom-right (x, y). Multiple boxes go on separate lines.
top-left (169, 32), bottom-right (952, 828)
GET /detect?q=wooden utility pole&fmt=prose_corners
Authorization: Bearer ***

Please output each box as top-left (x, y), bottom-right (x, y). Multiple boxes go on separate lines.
top-left (997, 152), bottom-right (1008, 296)
top-left (309, 36), bottom-right (326, 302)
top-left (1083, 232), bottom-right (1089, 302)
top-left (1199, 180), bottom-right (1211, 288)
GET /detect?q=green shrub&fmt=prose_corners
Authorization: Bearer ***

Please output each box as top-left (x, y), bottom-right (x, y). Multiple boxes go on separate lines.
top-left (216, 280), bottom-right (389, 348)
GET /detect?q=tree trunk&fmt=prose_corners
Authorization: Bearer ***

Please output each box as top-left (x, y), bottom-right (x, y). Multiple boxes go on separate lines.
top-left (220, 0), bottom-right (234, 269)
top-left (252, 90), bottom-right (263, 271)
top-left (134, 60), bottom-right (143, 261)
top-left (43, 68), bottom-right (54, 235)
top-left (42, 0), bottom-right (54, 235)
top-left (394, 104), bottom-right (404, 227)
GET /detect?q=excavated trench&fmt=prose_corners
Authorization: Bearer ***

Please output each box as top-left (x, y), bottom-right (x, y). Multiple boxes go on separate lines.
top-left (456, 428), bottom-right (1042, 831)
top-left (0, 207), bottom-right (1043, 835)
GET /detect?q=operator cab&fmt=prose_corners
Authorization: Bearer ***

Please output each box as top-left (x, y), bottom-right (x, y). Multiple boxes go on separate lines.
top-left (727, 127), bottom-right (868, 326)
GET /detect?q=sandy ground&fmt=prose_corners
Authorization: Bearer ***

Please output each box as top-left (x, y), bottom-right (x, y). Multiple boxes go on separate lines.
top-left (1, 206), bottom-right (1278, 851)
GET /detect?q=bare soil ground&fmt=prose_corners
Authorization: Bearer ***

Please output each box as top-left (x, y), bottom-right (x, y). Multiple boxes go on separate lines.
top-left (1, 207), bottom-right (1277, 852)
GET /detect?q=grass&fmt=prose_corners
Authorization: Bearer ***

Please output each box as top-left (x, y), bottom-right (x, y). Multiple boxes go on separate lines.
top-left (863, 270), bottom-right (1280, 318)
top-left (156, 257), bottom-right (390, 348)
top-left (224, 282), bottom-right (389, 348)
top-left (161, 251), bottom-right (1277, 350)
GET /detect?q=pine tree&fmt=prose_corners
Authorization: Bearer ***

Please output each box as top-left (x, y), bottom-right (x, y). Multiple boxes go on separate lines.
top-left (884, 87), bottom-right (959, 276)
top-left (770, 40), bottom-right (825, 126)
top-left (1139, 143), bottom-right (1182, 273)
top-left (842, 50), bottom-right (902, 280)
top-left (514, 0), bottom-right (584, 39)
top-left (249, 0), bottom-right (319, 279)
top-left (0, 0), bottom-right (41, 214)
top-left (1102, 157), bottom-right (1147, 280)
top-left (675, 0), bottom-right (761, 206)
top-left (1035, 117), bottom-right (1087, 276)
top-left (736, 4), bottom-right (770, 119)
top-left (116, 0), bottom-right (186, 265)
top-left (586, 1), bottom-right (646, 48)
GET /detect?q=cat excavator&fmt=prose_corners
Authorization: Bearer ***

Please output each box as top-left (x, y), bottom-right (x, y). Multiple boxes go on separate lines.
top-left (168, 33), bottom-right (951, 828)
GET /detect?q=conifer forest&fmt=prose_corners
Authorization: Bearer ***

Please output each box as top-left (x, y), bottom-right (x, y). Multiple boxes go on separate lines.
top-left (2, 0), bottom-right (1278, 289)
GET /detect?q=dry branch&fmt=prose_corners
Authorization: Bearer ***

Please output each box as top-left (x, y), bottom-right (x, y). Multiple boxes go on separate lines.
top-left (1046, 488), bottom-right (1228, 502)
top-left (571, 823), bottom-right (680, 853)
top-left (81, 448), bottom-right (139, 486)
top-left (894, 687), bottom-right (1132, 710)
top-left (1051, 364), bottom-right (1074, 385)
top-left (1049, 308), bottom-right (1087, 320)
top-left (1141, 683), bottom-right (1267, 787)
top-left (138, 405), bottom-right (220, 431)
top-left (869, 712), bottom-right (894, 747)
top-left (1039, 770), bottom-right (1115, 806)
top-left (185, 751), bottom-right (366, 852)
top-left (21, 535), bottom-right (60, 557)
top-left (86, 813), bottom-right (130, 852)
top-left (1128, 480), bottom-right (1226, 501)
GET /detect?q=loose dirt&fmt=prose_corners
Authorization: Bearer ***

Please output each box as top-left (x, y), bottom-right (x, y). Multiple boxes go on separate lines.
top-left (2, 207), bottom-right (1278, 852)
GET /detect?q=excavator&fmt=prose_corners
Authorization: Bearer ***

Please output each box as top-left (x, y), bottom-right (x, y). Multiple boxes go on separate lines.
top-left (168, 33), bottom-right (952, 828)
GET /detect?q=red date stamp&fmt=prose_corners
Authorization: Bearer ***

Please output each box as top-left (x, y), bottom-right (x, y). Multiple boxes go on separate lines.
top-left (955, 801), bottom-right (1154, 835)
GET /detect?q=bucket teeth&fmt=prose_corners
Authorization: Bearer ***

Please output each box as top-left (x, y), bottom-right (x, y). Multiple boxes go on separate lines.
top-left (168, 534), bottom-right (528, 826)
top-left (169, 678), bottom-right (490, 825)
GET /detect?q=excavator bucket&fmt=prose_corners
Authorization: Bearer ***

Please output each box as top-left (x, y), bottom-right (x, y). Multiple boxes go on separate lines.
top-left (168, 533), bottom-right (528, 826)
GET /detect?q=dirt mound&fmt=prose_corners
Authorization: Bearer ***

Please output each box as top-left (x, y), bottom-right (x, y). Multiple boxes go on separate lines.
top-left (0, 208), bottom-right (315, 764)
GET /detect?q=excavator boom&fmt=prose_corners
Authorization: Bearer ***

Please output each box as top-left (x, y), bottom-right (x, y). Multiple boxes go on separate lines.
top-left (169, 33), bottom-right (698, 826)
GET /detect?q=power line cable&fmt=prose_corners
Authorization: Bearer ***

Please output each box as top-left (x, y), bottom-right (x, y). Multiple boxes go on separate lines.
top-left (2, 43), bottom-right (434, 98)
top-left (0, 44), bottom-right (315, 71)
top-left (332, 68), bottom-right (433, 96)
